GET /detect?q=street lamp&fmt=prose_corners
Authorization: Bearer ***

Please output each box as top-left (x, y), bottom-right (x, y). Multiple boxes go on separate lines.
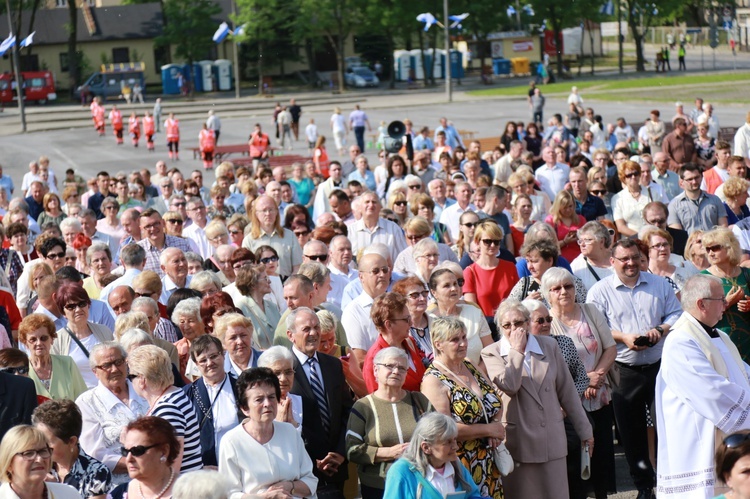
top-left (444, 0), bottom-right (452, 102)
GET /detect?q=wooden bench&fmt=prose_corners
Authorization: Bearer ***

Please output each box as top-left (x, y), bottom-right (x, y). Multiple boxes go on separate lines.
top-left (189, 143), bottom-right (249, 163)
top-left (475, 136), bottom-right (501, 152)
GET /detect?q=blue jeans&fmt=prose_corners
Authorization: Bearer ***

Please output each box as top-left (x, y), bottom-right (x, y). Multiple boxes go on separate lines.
top-left (354, 126), bottom-right (365, 152)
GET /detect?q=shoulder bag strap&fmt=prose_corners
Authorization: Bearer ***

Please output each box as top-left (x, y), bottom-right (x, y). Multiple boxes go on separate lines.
top-left (584, 257), bottom-right (602, 282)
top-left (64, 327), bottom-right (90, 358)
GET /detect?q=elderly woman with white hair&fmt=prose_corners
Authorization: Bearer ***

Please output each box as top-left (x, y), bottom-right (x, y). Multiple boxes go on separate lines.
top-left (394, 217), bottom-right (458, 276)
top-left (412, 237), bottom-right (441, 285)
top-left (542, 267), bottom-right (617, 498)
top-left (172, 469), bottom-right (231, 499)
top-left (482, 299), bottom-right (594, 499)
top-left (214, 313), bottom-right (260, 378)
top-left (347, 347), bottom-right (432, 499)
top-left (258, 346), bottom-right (303, 430)
top-left (127, 345), bottom-right (203, 473)
top-left (382, 413), bottom-right (483, 499)
top-left (172, 298), bottom-right (206, 383)
top-left (114, 310), bottom-right (180, 368)
top-left (189, 270), bottom-right (223, 296)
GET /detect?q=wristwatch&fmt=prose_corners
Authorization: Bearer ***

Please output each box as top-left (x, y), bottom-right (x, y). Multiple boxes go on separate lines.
top-left (654, 326), bottom-right (664, 335)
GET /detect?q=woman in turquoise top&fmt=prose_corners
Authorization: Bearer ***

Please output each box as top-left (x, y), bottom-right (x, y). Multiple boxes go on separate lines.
top-left (713, 432), bottom-right (750, 499)
top-left (288, 162), bottom-right (316, 215)
top-left (383, 413), bottom-right (483, 499)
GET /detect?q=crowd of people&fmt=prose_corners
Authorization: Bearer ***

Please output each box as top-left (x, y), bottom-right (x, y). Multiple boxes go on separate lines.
top-left (2, 90), bottom-right (750, 499)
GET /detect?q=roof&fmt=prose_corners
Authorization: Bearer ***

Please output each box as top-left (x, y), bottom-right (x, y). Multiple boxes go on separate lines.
top-left (0, 1), bottom-right (232, 45)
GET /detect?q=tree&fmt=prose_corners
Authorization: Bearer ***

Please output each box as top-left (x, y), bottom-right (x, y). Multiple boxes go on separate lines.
top-left (451, 0), bottom-right (509, 81)
top-left (66, 0), bottom-right (79, 96)
top-left (157, 0), bottom-right (221, 93)
top-left (235, 0), bottom-right (288, 94)
top-left (622, 0), bottom-right (682, 71)
top-left (123, 0), bottom-right (171, 63)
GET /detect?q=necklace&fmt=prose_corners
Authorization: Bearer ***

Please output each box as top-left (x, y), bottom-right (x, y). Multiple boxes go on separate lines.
top-left (139, 468), bottom-right (175, 499)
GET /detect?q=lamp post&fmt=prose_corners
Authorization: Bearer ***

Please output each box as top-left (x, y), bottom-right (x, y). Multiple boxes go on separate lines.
top-left (444, 0), bottom-right (452, 102)
top-left (231, 0), bottom-right (241, 99)
top-left (5, 0), bottom-right (26, 132)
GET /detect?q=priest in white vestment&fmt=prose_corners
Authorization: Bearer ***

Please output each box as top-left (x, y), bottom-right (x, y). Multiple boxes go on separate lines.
top-left (656, 274), bottom-right (750, 499)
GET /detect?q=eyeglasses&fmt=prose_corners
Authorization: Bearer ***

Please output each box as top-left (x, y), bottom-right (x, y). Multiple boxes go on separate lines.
top-left (120, 443), bottom-right (161, 458)
top-left (481, 239), bottom-right (501, 247)
top-left (134, 291), bottom-right (154, 298)
top-left (94, 357), bottom-right (125, 371)
top-left (142, 222), bottom-right (161, 232)
top-left (532, 316), bottom-right (554, 325)
top-left (613, 255), bottom-right (640, 263)
top-left (46, 251), bottom-right (65, 260)
top-left (407, 290), bottom-right (430, 300)
top-left (196, 352), bottom-right (223, 366)
top-left (624, 172), bottom-right (640, 179)
top-left (650, 242), bottom-right (670, 250)
top-left (272, 368), bottom-right (296, 377)
top-left (577, 238), bottom-right (597, 246)
top-left (590, 189), bottom-right (607, 195)
top-left (549, 283), bottom-right (575, 293)
top-left (16, 447), bottom-right (52, 461)
top-left (104, 205), bottom-right (117, 211)
top-left (294, 230), bottom-right (310, 237)
top-left (703, 296), bottom-right (728, 306)
top-left (0, 366), bottom-right (29, 375)
top-left (724, 433), bottom-right (750, 448)
top-left (171, 202), bottom-right (186, 208)
top-left (376, 363), bottom-right (408, 373)
top-left (165, 219), bottom-right (183, 225)
top-left (65, 256), bottom-right (77, 263)
top-left (408, 185), bottom-right (421, 190)
top-left (406, 234), bottom-right (427, 242)
top-left (304, 254), bottom-right (328, 262)
top-left (394, 201), bottom-right (408, 207)
top-left (64, 301), bottom-right (89, 311)
top-left (229, 229), bottom-right (242, 235)
top-left (461, 222), bottom-right (478, 228)
top-left (500, 319), bottom-right (528, 331)
top-left (260, 256), bottom-right (279, 264)
top-left (682, 175), bottom-right (702, 183)
top-left (363, 266), bottom-right (390, 276)
top-left (233, 261), bottom-right (252, 270)
top-left (189, 205), bottom-right (206, 212)
top-left (705, 244), bottom-right (725, 253)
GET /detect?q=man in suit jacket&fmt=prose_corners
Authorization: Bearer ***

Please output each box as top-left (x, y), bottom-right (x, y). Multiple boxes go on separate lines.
top-left (287, 307), bottom-right (353, 496)
top-left (0, 370), bottom-right (37, 440)
top-left (481, 302), bottom-right (593, 499)
top-left (182, 335), bottom-right (243, 467)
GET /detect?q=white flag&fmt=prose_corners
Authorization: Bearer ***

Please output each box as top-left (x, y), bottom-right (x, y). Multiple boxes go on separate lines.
top-left (19, 31), bottom-right (35, 48)
top-left (0, 33), bottom-right (15, 56)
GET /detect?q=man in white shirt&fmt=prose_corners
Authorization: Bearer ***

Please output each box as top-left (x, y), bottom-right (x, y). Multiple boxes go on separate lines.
top-left (182, 198), bottom-right (211, 259)
top-left (655, 274), bottom-right (750, 499)
top-left (348, 191), bottom-right (407, 263)
top-left (327, 236), bottom-right (357, 308)
top-left (428, 179), bottom-right (455, 220)
top-left (341, 253), bottom-right (390, 367)
top-left (697, 102), bottom-right (720, 139)
top-left (312, 162), bottom-right (347, 222)
top-left (439, 182), bottom-right (476, 241)
top-left (493, 140), bottom-right (523, 185)
top-left (535, 146), bottom-right (570, 201)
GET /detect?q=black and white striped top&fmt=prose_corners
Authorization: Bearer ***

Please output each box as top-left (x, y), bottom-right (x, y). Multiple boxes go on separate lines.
top-left (152, 389), bottom-right (204, 473)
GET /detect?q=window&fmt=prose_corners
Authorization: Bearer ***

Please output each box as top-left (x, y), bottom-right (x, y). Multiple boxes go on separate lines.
top-left (55, 0), bottom-right (67, 6)
top-left (112, 48), bottom-right (129, 64)
top-left (154, 46), bottom-right (169, 74)
top-left (59, 53), bottom-right (69, 72)
top-left (20, 55), bottom-right (39, 72)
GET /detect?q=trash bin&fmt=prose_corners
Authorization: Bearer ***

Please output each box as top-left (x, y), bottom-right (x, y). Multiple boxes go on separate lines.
top-left (493, 58), bottom-right (511, 75)
top-left (213, 60), bottom-right (232, 91)
top-left (511, 57), bottom-right (530, 75)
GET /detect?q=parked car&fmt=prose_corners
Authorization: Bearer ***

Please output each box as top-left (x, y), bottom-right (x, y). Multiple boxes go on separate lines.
top-left (0, 71), bottom-right (57, 105)
top-left (345, 66), bottom-right (380, 88)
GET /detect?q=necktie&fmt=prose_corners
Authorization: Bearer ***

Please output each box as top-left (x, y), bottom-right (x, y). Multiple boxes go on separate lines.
top-left (307, 357), bottom-right (330, 432)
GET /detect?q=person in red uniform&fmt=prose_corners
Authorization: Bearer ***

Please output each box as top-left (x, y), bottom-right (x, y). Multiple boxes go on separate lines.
top-left (165, 112), bottom-right (180, 161)
top-left (89, 98), bottom-right (99, 132)
top-left (108, 104), bottom-right (124, 145)
top-left (142, 111), bottom-right (156, 152)
top-left (248, 123), bottom-right (270, 168)
top-left (128, 112), bottom-right (141, 147)
top-left (92, 98), bottom-right (105, 137)
top-left (199, 123), bottom-right (216, 170)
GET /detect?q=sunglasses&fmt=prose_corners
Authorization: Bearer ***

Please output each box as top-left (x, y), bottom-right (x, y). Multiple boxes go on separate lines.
top-left (294, 230), bottom-right (310, 237)
top-left (624, 172), bottom-right (640, 179)
top-left (171, 202), bottom-right (186, 208)
top-left (591, 189), bottom-right (607, 195)
top-left (64, 301), bottom-right (89, 311)
top-left (394, 201), bottom-right (408, 207)
top-left (260, 256), bottom-right (279, 264)
top-left (705, 244), bottom-right (724, 253)
top-left (481, 239), bottom-right (501, 247)
top-left (408, 185), bottom-right (421, 190)
top-left (407, 290), bottom-right (430, 300)
top-left (364, 266), bottom-right (390, 276)
top-left (532, 316), bottom-right (554, 325)
top-left (165, 219), bottom-right (183, 225)
top-left (120, 443), bottom-right (160, 458)
top-left (461, 222), bottom-right (478, 228)
top-left (304, 254), bottom-right (328, 262)
top-left (724, 433), bottom-right (750, 448)
top-left (46, 251), bottom-right (65, 260)
top-left (0, 366), bottom-right (29, 375)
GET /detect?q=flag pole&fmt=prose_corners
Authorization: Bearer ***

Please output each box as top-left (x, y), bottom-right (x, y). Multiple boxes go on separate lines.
top-left (5, 0), bottom-right (26, 132)
top-left (231, 0), bottom-right (240, 99)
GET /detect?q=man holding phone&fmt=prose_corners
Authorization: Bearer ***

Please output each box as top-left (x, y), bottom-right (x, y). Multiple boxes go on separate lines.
top-left (587, 239), bottom-right (682, 499)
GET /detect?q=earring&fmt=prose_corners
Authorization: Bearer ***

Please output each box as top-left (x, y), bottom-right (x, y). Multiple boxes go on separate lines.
top-left (160, 456), bottom-right (166, 463)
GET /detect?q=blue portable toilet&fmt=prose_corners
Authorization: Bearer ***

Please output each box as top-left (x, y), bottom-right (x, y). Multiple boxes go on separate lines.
top-left (191, 63), bottom-right (204, 92)
top-left (213, 60), bottom-right (233, 90)
top-left (422, 50), bottom-right (434, 79)
top-left (449, 50), bottom-right (464, 79)
top-left (160, 64), bottom-right (182, 95)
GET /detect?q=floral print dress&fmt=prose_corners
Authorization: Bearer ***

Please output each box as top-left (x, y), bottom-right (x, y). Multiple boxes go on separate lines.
top-left (425, 360), bottom-right (504, 499)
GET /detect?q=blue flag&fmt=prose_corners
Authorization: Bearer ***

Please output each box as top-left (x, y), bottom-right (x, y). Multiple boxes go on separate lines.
top-left (212, 22), bottom-right (230, 43)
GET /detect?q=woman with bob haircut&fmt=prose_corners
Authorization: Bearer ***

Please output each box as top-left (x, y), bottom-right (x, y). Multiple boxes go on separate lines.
top-left (382, 413), bottom-right (483, 499)
top-left (0, 425), bottom-right (81, 498)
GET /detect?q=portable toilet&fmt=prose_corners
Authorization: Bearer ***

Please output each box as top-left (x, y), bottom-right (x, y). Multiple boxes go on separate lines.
top-left (160, 64), bottom-right (182, 95)
top-left (214, 59), bottom-right (233, 91)
top-left (190, 63), bottom-right (204, 92)
top-left (449, 50), bottom-right (465, 79)
top-left (433, 49), bottom-right (446, 79)
top-left (393, 50), bottom-right (411, 81)
top-left (197, 61), bottom-right (214, 91)
top-left (409, 49), bottom-right (424, 80)
top-left (421, 50), bottom-right (434, 80)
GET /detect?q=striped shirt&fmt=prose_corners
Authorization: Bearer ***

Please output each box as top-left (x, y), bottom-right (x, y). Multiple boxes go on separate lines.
top-left (349, 218), bottom-right (407, 264)
top-left (137, 235), bottom-right (193, 278)
top-left (151, 389), bottom-right (203, 473)
top-left (154, 317), bottom-right (181, 343)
